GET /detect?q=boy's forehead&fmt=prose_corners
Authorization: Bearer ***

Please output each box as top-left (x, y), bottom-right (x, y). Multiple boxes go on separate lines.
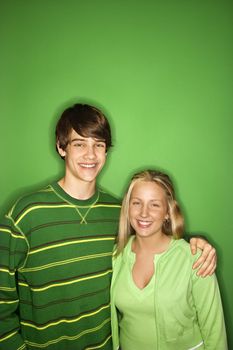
top-left (69, 129), bottom-right (84, 139)
top-left (69, 129), bottom-right (105, 142)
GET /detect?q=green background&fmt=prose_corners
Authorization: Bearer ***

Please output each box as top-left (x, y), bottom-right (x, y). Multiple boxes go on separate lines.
top-left (1, 0), bottom-right (233, 346)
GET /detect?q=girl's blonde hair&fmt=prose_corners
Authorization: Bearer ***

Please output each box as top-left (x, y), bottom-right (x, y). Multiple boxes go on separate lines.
top-left (116, 169), bottom-right (184, 255)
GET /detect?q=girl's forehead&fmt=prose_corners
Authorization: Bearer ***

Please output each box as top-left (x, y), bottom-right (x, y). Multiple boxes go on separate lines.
top-left (131, 181), bottom-right (166, 198)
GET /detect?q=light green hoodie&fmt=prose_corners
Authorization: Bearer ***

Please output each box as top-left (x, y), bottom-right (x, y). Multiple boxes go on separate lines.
top-left (111, 237), bottom-right (228, 350)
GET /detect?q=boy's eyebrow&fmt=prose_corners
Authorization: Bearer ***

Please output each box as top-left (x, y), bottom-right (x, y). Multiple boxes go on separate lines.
top-left (70, 137), bottom-right (106, 143)
top-left (70, 137), bottom-right (86, 142)
top-left (91, 137), bottom-right (106, 142)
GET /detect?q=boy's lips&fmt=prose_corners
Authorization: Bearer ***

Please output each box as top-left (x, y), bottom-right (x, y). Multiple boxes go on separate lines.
top-left (79, 163), bottom-right (97, 168)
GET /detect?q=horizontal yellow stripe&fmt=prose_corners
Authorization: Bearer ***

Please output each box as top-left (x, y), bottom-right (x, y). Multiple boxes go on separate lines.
top-left (21, 252), bottom-right (112, 272)
top-left (0, 268), bottom-right (15, 275)
top-left (16, 203), bottom-right (120, 226)
top-left (0, 330), bottom-right (18, 342)
top-left (0, 286), bottom-right (16, 292)
top-left (86, 334), bottom-right (111, 349)
top-left (21, 303), bottom-right (110, 330)
top-left (93, 204), bottom-right (121, 208)
top-left (28, 237), bottom-right (115, 255)
top-left (0, 228), bottom-right (11, 234)
top-left (0, 299), bottom-right (18, 304)
top-left (18, 269), bottom-right (112, 292)
top-left (0, 228), bottom-right (25, 240)
top-left (25, 317), bottom-right (110, 348)
top-left (15, 204), bottom-right (76, 225)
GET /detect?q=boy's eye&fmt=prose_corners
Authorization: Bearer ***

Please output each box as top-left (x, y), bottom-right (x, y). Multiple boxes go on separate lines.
top-left (96, 143), bottom-right (105, 148)
top-left (74, 143), bottom-right (85, 147)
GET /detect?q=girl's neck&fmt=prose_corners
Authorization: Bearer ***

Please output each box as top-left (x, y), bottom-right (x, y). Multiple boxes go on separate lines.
top-left (132, 233), bottom-right (172, 255)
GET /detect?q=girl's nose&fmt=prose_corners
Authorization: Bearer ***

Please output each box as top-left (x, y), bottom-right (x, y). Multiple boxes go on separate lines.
top-left (140, 204), bottom-right (149, 217)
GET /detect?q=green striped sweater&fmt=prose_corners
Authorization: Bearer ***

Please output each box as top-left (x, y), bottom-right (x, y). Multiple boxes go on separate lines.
top-left (0, 182), bottom-right (121, 350)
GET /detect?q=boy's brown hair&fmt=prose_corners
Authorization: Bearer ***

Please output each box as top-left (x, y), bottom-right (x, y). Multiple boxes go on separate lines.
top-left (56, 103), bottom-right (112, 158)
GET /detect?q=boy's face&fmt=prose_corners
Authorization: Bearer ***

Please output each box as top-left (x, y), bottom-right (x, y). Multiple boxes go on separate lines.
top-left (58, 129), bottom-right (107, 186)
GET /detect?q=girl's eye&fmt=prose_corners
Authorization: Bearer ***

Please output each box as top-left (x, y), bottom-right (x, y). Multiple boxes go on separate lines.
top-left (132, 201), bottom-right (140, 206)
top-left (152, 203), bottom-right (159, 208)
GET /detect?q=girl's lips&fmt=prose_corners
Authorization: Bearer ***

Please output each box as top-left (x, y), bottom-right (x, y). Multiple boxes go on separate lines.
top-left (137, 220), bottom-right (152, 228)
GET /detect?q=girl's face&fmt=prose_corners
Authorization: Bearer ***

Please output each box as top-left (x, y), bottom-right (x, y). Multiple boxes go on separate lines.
top-left (129, 180), bottom-right (168, 239)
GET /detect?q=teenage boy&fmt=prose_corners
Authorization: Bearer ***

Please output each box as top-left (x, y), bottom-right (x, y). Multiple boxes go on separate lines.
top-left (0, 103), bottom-right (216, 350)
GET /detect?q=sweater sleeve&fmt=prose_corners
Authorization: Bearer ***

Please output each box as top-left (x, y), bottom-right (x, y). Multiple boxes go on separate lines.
top-left (191, 269), bottom-right (228, 349)
top-left (0, 212), bottom-right (28, 350)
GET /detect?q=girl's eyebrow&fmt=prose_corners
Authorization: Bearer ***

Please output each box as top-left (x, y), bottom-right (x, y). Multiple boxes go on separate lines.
top-left (130, 197), bottom-right (163, 202)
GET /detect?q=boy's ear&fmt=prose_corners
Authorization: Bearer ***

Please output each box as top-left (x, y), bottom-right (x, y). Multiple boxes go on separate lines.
top-left (56, 142), bottom-right (66, 158)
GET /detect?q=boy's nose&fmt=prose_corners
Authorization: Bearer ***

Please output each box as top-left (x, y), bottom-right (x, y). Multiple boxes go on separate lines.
top-left (85, 145), bottom-right (95, 159)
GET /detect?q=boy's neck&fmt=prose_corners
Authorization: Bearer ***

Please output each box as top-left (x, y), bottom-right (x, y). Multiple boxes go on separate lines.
top-left (58, 177), bottom-right (96, 200)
